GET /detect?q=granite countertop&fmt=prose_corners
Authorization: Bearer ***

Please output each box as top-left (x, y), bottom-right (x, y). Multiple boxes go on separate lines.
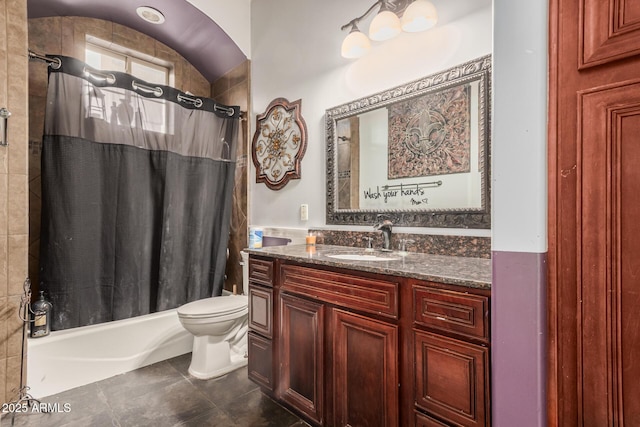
top-left (245, 244), bottom-right (491, 290)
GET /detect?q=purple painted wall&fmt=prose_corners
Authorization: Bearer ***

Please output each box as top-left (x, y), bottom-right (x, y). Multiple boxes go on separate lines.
top-left (492, 251), bottom-right (547, 427)
top-left (27, 0), bottom-right (246, 82)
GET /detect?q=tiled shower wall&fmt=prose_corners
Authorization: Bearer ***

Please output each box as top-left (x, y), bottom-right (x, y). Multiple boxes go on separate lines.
top-left (1, 0), bottom-right (29, 405)
top-left (212, 62), bottom-right (250, 294)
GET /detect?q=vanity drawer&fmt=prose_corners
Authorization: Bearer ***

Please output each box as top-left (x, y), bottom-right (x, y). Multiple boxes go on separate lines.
top-left (280, 264), bottom-right (399, 319)
top-left (249, 257), bottom-right (274, 287)
top-left (413, 285), bottom-right (489, 342)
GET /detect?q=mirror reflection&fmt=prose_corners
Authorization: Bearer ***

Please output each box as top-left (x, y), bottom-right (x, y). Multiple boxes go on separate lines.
top-left (326, 55), bottom-right (491, 228)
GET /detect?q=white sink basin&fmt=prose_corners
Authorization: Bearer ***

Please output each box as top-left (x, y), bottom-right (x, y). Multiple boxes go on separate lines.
top-left (326, 253), bottom-right (399, 262)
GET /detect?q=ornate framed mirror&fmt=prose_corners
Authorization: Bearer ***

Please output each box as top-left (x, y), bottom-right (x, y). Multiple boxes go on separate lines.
top-left (326, 55), bottom-right (491, 228)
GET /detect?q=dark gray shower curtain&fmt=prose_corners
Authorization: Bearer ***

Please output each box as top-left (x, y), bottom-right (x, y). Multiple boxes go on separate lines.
top-left (39, 56), bottom-right (240, 331)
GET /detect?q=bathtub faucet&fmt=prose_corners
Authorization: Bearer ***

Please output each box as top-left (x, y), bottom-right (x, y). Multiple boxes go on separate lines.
top-left (374, 214), bottom-right (393, 251)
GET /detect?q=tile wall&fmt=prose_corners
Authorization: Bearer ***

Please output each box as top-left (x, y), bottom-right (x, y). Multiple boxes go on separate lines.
top-left (1, 0), bottom-right (29, 405)
top-left (212, 61), bottom-right (250, 293)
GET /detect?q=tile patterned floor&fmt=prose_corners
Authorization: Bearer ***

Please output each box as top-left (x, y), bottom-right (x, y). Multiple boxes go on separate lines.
top-left (1, 354), bottom-right (308, 427)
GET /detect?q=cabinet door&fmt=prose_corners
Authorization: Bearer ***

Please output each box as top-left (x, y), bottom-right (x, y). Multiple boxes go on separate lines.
top-left (248, 332), bottom-right (273, 391)
top-left (333, 308), bottom-right (398, 427)
top-left (279, 293), bottom-right (325, 424)
top-left (249, 284), bottom-right (273, 338)
top-left (414, 330), bottom-right (489, 427)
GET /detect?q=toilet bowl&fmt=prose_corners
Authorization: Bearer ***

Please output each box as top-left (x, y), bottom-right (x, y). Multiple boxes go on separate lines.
top-left (178, 296), bottom-right (248, 380)
top-left (177, 251), bottom-right (251, 379)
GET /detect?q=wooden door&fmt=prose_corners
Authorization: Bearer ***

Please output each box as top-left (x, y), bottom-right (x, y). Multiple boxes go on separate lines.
top-left (332, 308), bottom-right (398, 427)
top-left (279, 293), bottom-right (325, 424)
top-left (549, 0), bottom-right (640, 425)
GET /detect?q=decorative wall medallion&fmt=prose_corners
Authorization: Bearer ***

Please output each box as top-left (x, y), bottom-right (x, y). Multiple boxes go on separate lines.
top-left (252, 98), bottom-right (308, 190)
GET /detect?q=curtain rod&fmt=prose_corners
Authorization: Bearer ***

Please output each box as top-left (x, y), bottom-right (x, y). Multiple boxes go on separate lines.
top-left (28, 50), bottom-right (62, 69)
top-left (27, 50), bottom-right (243, 118)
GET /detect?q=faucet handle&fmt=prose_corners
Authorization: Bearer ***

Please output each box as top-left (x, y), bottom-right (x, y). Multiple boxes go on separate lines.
top-left (398, 238), bottom-right (415, 252)
top-left (363, 236), bottom-right (374, 249)
top-left (376, 214), bottom-right (392, 223)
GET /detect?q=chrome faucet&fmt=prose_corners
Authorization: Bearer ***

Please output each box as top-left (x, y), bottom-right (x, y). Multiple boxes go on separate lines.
top-left (374, 215), bottom-right (393, 251)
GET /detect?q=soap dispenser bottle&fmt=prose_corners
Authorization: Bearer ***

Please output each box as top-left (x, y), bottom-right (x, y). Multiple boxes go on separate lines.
top-left (31, 291), bottom-right (53, 338)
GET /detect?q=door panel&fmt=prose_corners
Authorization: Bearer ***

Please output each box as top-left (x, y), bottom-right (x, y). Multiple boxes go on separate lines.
top-left (579, 82), bottom-right (640, 425)
top-left (580, 0), bottom-right (640, 68)
top-left (550, 0), bottom-right (640, 422)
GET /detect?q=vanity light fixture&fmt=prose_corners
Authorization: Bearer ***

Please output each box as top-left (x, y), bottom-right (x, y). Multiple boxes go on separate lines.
top-left (401, 0), bottom-right (438, 32)
top-left (369, 2), bottom-right (401, 41)
top-left (136, 6), bottom-right (166, 25)
top-left (341, 23), bottom-right (372, 59)
top-left (340, 0), bottom-right (438, 58)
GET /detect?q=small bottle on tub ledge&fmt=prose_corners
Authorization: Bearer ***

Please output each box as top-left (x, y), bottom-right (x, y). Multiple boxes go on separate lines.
top-left (31, 291), bottom-right (53, 338)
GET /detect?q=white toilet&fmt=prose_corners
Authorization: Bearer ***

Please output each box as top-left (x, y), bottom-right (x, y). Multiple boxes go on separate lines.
top-left (177, 251), bottom-right (250, 379)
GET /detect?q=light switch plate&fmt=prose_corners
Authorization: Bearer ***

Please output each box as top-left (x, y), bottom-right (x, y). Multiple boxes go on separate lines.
top-left (300, 204), bottom-right (309, 221)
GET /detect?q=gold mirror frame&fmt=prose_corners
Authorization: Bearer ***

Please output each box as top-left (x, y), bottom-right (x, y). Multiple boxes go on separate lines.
top-left (252, 98), bottom-right (308, 190)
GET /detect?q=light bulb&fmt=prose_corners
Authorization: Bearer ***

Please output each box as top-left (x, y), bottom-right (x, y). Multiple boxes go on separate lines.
top-left (341, 29), bottom-right (371, 59)
top-left (401, 0), bottom-right (438, 32)
top-left (369, 10), bottom-right (401, 41)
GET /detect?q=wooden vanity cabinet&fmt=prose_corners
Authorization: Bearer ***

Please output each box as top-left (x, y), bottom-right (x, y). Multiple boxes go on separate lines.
top-left (247, 255), bottom-right (491, 427)
top-left (278, 303), bottom-right (399, 426)
top-left (279, 263), bottom-right (400, 427)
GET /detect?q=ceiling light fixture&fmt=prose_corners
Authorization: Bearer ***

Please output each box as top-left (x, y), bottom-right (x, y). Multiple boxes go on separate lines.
top-left (340, 0), bottom-right (438, 59)
top-left (136, 6), bottom-right (166, 25)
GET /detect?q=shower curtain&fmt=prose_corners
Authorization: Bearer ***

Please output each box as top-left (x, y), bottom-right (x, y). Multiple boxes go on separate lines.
top-left (39, 55), bottom-right (240, 331)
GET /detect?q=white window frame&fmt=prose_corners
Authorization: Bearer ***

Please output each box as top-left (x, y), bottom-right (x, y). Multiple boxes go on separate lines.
top-left (85, 38), bottom-right (172, 86)
top-left (84, 39), bottom-right (174, 134)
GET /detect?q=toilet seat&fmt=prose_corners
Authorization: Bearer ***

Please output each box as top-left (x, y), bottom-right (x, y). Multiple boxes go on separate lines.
top-left (177, 295), bottom-right (248, 319)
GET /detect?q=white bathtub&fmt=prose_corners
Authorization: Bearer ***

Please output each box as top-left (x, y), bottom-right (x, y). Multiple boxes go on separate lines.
top-left (27, 308), bottom-right (193, 398)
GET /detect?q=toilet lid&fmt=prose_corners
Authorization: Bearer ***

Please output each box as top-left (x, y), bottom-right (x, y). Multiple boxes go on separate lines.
top-left (178, 295), bottom-right (248, 318)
